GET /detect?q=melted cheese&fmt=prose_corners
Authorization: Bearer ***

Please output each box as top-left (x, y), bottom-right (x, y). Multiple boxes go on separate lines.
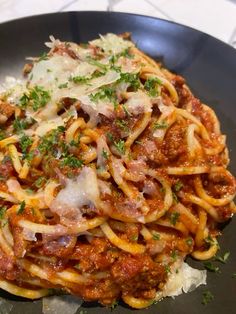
top-left (51, 166), bottom-right (100, 215)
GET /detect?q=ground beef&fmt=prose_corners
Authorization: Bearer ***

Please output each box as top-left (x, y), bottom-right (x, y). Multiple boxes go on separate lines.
top-left (162, 122), bottom-right (187, 162)
top-left (111, 254), bottom-right (166, 296)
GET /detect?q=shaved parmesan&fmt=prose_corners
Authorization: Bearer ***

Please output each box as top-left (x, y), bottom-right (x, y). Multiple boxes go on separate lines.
top-left (125, 91), bottom-right (152, 114)
top-left (35, 117), bottom-right (64, 136)
top-left (0, 297), bottom-right (13, 314)
top-left (50, 167), bottom-right (100, 225)
top-left (90, 33), bottom-right (134, 54)
top-left (30, 55), bottom-right (96, 91)
top-left (0, 76), bottom-right (26, 104)
top-left (162, 262), bottom-right (207, 298)
top-left (42, 295), bottom-right (82, 314)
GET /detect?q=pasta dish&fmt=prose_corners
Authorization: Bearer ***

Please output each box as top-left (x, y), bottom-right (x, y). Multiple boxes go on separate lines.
top-left (0, 33), bottom-right (235, 309)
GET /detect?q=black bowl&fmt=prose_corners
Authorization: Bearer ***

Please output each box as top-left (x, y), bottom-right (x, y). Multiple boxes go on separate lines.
top-left (0, 11), bottom-right (235, 314)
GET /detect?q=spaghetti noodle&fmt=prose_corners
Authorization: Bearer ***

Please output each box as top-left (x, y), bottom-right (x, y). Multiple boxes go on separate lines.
top-left (0, 33), bottom-right (235, 308)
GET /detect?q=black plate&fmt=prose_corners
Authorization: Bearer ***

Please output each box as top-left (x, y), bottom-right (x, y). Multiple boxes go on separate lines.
top-left (0, 11), bottom-right (236, 314)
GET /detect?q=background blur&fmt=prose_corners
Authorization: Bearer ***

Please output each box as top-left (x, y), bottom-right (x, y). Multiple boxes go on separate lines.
top-left (0, 0), bottom-right (235, 47)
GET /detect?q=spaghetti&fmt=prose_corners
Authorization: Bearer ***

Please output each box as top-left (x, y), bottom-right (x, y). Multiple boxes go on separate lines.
top-left (0, 33), bottom-right (235, 308)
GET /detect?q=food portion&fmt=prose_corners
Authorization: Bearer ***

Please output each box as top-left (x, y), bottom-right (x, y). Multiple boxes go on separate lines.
top-left (0, 33), bottom-right (235, 309)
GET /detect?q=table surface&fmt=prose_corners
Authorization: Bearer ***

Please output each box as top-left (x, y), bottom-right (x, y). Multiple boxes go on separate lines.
top-left (0, 0), bottom-right (236, 47)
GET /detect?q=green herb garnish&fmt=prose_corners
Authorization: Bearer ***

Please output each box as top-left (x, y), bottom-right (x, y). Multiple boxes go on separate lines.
top-left (114, 139), bottom-right (125, 155)
top-left (130, 234), bottom-right (138, 242)
top-left (110, 300), bottom-right (118, 311)
top-left (203, 261), bottom-right (221, 273)
top-left (115, 119), bottom-right (129, 132)
top-left (153, 120), bottom-right (168, 130)
top-left (87, 57), bottom-right (107, 71)
top-left (202, 290), bottom-right (214, 305)
top-left (186, 237), bottom-right (193, 246)
top-left (102, 149), bottom-right (109, 160)
top-left (170, 212), bottom-right (180, 225)
top-left (144, 77), bottom-right (162, 97)
top-left (13, 117), bottom-right (33, 133)
top-left (172, 192), bottom-right (179, 203)
top-left (70, 76), bottom-right (90, 84)
top-left (20, 86), bottom-right (51, 111)
top-left (171, 250), bottom-right (178, 261)
top-left (60, 155), bottom-right (83, 168)
top-left (152, 232), bottom-right (160, 240)
top-left (119, 72), bottom-right (140, 90)
top-left (58, 82), bottom-right (68, 89)
top-left (215, 251), bottom-right (230, 264)
top-left (74, 263), bottom-right (80, 270)
top-left (173, 180), bottom-right (183, 192)
top-left (89, 86), bottom-right (117, 104)
top-left (19, 135), bottom-right (33, 155)
top-left (17, 200), bottom-right (26, 215)
top-left (0, 206), bottom-right (7, 220)
top-left (38, 52), bottom-right (49, 62)
top-left (34, 177), bottom-right (46, 188)
top-left (164, 265), bottom-right (171, 274)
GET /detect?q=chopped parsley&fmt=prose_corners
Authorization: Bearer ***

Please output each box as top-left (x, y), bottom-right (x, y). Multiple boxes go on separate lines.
top-left (19, 135), bottom-right (33, 155)
top-left (120, 48), bottom-right (134, 59)
top-left (17, 201), bottom-right (26, 215)
top-left (122, 104), bottom-right (131, 116)
top-left (215, 251), bottom-right (230, 264)
top-left (130, 234), bottom-right (138, 242)
top-left (115, 119), bottom-right (129, 132)
top-left (89, 86), bottom-right (117, 104)
top-left (0, 129), bottom-right (6, 140)
top-left (39, 126), bottom-right (65, 154)
top-left (114, 139), bottom-right (125, 155)
top-left (173, 180), bottom-right (183, 192)
top-left (153, 120), bottom-right (168, 130)
top-left (110, 48), bottom-right (133, 64)
top-left (19, 86), bottom-right (51, 111)
top-left (164, 265), bottom-right (171, 274)
top-left (110, 300), bottom-right (118, 310)
top-left (60, 155), bottom-right (83, 168)
top-left (119, 72), bottom-right (140, 90)
top-left (202, 290), bottom-right (214, 305)
top-left (186, 237), bottom-right (193, 246)
top-left (106, 132), bottom-right (114, 142)
top-left (203, 261), bottom-right (221, 273)
top-left (34, 177), bottom-right (46, 188)
top-left (144, 77), bottom-right (162, 97)
top-left (152, 232), bottom-right (160, 240)
top-left (0, 206), bottom-right (7, 220)
top-left (171, 250), bottom-right (178, 261)
top-left (74, 263), bottom-right (80, 270)
top-left (172, 192), bottom-right (179, 203)
top-left (58, 82), bottom-right (68, 89)
top-left (170, 212), bottom-right (180, 225)
top-left (13, 117), bottom-right (33, 133)
top-left (205, 235), bottom-right (214, 245)
top-left (102, 149), bottom-right (109, 160)
top-left (69, 75), bottom-right (90, 84)
top-left (38, 52), bottom-right (49, 62)
top-left (232, 273), bottom-right (236, 278)
top-left (87, 57), bottom-right (107, 71)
